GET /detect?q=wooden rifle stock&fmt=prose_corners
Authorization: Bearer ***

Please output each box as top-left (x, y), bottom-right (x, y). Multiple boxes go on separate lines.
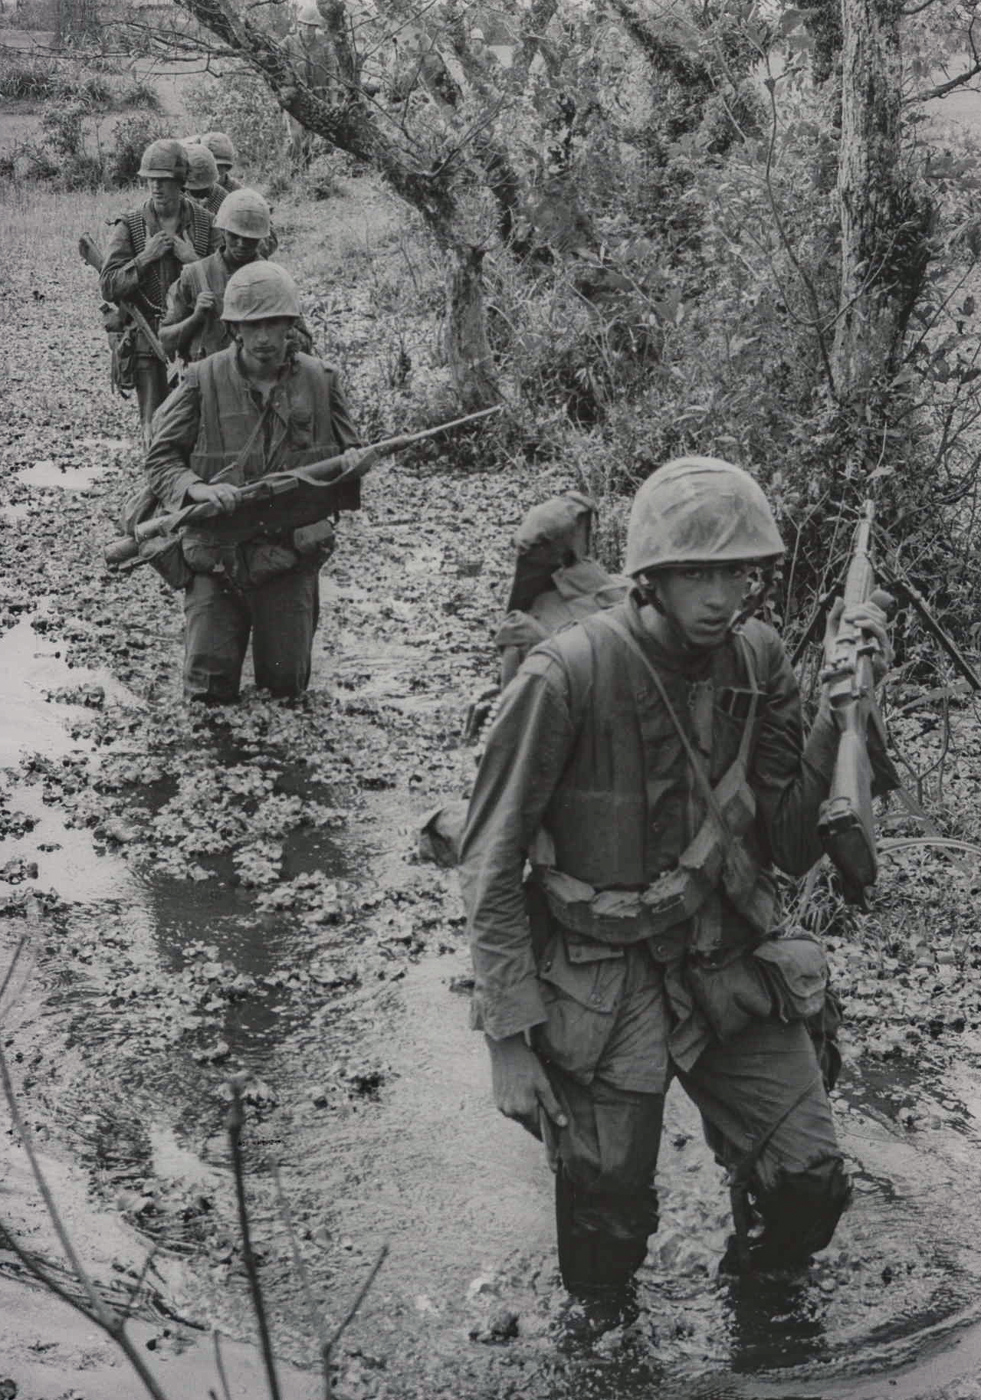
top-left (817, 500), bottom-right (891, 906)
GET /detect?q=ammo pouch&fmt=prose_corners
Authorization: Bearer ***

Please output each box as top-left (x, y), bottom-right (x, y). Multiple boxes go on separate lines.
top-left (181, 537), bottom-right (301, 590)
top-left (530, 737), bottom-right (775, 949)
top-left (684, 930), bottom-right (829, 1044)
top-left (292, 517), bottom-right (335, 562)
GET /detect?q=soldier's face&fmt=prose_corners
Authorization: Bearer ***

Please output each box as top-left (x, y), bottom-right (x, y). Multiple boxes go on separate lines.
top-left (217, 163), bottom-right (233, 187)
top-left (224, 233), bottom-right (261, 265)
top-left (653, 564), bottom-right (751, 649)
top-left (146, 176), bottom-right (181, 205)
top-left (236, 316), bottom-right (294, 366)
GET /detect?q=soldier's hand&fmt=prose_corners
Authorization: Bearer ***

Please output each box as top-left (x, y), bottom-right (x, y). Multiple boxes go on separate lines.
top-left (825, 596), bottom-right (893, 682)
top-left (486, 1033), bottom-right (567, 1141)
top-left (194, 291), bottom-right (218, 316)
top-left (140, 231), bottom-right (174, 264)
top-left (172, 234), bottom-right (199, 265)
top-left (187, 481), bottom-right (240, 515)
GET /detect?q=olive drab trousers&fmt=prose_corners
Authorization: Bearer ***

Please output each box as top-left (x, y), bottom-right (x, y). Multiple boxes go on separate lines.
top-left (183, 567), bottom-right (320, 702)
top-left (136, 355), bottom-right (171, 448)
top-left (536, 938), bottom-right (847, 1288)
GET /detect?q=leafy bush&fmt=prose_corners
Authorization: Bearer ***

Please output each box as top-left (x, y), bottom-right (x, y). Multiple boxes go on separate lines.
top-left (40, 102), bottom-right (88, 159)
top-left (183, 69), bottom-right (287, 176)
top-left (59, 151), bottom-right (107, 190)
top-left (80, 72), bottom-right (113, 107)
top-left (116, 78), bottom-right (160, 111)
top-left (106, 111), bottom-right (172, 187)
top-left (0, 52), bottom-right (69, 102)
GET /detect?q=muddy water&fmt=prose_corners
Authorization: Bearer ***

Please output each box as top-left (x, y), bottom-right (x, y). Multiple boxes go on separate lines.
top-left (4, 517), bottom-right (981, 1396)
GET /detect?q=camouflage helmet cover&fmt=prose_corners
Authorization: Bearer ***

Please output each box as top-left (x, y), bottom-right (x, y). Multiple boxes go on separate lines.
top-left (625, 456), bottom-right (784, 576)
top-left (138, 138), bottom-right (188, 183)
top-left (201, 131), bottom-right (235, 166)
top-left (513, 491), bottom-right (596, 555)
top-left (214, 187), bottom-right (272, 239)
top-left (222, 261), bottom-right (301, 321)
top-left (183, 142), bottom-right (219, 191)
top-left (296, 0), bottom-right (323, 23)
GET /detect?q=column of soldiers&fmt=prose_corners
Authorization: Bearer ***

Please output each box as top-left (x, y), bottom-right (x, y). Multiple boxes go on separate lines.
top-left (99, 133), bottom-right (369, 705)
top-left (96, 128), bottom-right (897, 1342)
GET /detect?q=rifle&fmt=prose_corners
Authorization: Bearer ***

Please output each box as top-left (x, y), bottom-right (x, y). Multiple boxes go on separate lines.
top-left (817, 500), bottom-right (896, 907)
top-left (104, 405), bottom-right (503, 569)
top-left (78, 232), bottom-right (170, 368)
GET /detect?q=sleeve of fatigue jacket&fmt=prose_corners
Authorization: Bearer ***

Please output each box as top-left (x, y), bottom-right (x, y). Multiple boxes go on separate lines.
top-left (749, 631), bottom-right (840, 877)
top-left (324, 370), bottom-right (362, 449)
top-left (99, 218), bottom-right (144, 304)
top-left (458, 655), bottom-right (575, 1041)
top-left (143, 378), bottom-right (204, 509)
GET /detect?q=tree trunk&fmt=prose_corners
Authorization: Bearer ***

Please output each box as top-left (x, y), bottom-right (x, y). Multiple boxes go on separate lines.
top-left (176, 0), bottom-right (501, 410)
top-left (56, 0), bottom-right (97, 48)
top-left (831, 0), bottom-right (932, 469)
top-left (445, 244), bottom-right (499, 410)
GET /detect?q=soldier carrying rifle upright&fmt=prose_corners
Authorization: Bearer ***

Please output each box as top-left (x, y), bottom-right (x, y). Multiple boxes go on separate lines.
top-left (459, 457), bottom-right (897, 1324)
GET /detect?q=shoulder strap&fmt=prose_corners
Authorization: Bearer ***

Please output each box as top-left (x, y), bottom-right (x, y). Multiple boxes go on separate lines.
top-left (596, 613), bottom-right (759, 861)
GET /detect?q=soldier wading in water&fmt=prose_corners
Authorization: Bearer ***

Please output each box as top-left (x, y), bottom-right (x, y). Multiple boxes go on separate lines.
top-left (146, 260), bottom-right (367, 703)
top-left (460, 458), bottom-right (893, 1317)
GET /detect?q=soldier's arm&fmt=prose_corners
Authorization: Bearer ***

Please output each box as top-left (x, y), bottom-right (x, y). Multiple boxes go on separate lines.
top-left (144, 377), bottom-right (206, 509)
top-left (159, 271), bottom-right (200, 357)
top-left (459, 654), bottom-right (575, 1042)
top-left (98, 218), bottom-right (143, 304)
top-left (323, 368), bottom-right (362, 449)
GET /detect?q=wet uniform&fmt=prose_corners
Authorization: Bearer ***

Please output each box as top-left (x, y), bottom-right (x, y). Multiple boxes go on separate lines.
top-left (460, 592), bottom-right (853, 1285)
top-left (145, 344), bottom-right (360, 701)
top-left (100, 197), bottom-right (219, 442)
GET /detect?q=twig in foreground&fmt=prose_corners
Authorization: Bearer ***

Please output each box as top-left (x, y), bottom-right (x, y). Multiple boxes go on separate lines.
top-left (228, 1074), bottom-right (282, 1400)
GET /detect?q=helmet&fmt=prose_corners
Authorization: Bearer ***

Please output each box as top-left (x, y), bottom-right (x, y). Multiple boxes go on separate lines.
top-left (625, 457), bottom-right (784, 576)
top-left (200, 131), bottom-right (235, 167)
top-left (183, 142), bottom-right (219, 192)
top-left (514, 491), bottom-right (595, 555)
top-left (507, 492), bottom-right (596, 612)
top-left (215, 188), bottom-right (272, 239)
top-left (138, 138), bottom-right (188, 183)
top-left (297, 0), bottom-right (322, 23)
top-left (222, 261), bottom-right (301, 321)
